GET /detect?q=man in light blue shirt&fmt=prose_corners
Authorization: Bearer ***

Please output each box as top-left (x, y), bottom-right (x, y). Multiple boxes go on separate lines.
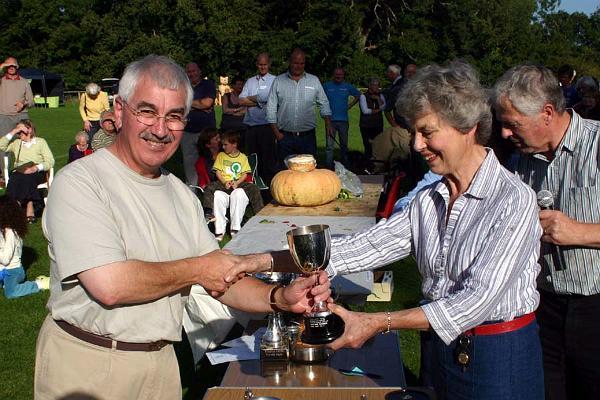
top-left (323, 67), bottom-right (361, 169)
top-left (266, 49), bottom-right (332, 166)
top-left (239, 53), bottom-right (277, 185)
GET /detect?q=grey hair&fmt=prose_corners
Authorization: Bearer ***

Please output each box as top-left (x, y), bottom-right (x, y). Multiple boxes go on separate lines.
top-left (492, 64), bottom-right (565, 116)
top-left (75, 130), bottom-right (88, 142)
top-left (85, 83), bottom-right (100, 96)
top-left (117, 55), bottom-right (193, 116)
top-left (396, 61), bottom-right (492, 145)
top-left (387, 64), bottom-right (401, 75)
top-left (575, 76), bottom-right (599, 94)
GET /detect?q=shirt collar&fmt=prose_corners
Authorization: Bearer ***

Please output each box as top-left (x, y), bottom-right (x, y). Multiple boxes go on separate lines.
top-left (2, 73), bottom-right (21, 80)
top-left (286, 71), bottom-right (306, 80)
top-left (255, 73), bottom-right (272, 82)
top-left (433, 148), bottom-right (498, 201)
top-left (531, 110), bottom-right (578, 163)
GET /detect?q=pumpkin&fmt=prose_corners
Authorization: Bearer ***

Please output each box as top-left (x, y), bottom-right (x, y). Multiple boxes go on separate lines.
top-left (271, 167), bottom-right (342, 207)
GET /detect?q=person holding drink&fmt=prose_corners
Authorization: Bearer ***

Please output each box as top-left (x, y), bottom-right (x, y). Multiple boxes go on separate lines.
top-left (325, 61), bottom-right (544, 399)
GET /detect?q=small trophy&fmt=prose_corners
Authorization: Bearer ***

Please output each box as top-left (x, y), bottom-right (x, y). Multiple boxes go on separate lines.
top-left (287, 224), bottom-right (344, 345)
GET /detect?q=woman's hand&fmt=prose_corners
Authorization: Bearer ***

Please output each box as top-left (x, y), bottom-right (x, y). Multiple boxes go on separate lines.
top-left (326, 304), bottom-right (385, 351)
top-left (22, 165), bottom-right (39, 174)
top-left (84, 120), bottom-right (92, 132)
top-left (280, 270), bottom-right (331, 314)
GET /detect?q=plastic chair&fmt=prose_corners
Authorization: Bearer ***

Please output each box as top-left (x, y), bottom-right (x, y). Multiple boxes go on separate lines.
top-left (3, 154), bottom-right (54, 204)
top-left (248, 152), bottom-right (268, 190)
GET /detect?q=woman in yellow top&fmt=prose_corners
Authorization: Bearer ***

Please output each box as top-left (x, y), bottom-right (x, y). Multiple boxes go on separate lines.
top-left (79, 82), bottom-right (109, 142)
top-left (0, 120), bottom-right (55, 223)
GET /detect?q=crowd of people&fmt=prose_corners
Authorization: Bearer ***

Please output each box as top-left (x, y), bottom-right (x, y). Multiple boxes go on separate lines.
top-left (1, 49), bottom-right (600, 400)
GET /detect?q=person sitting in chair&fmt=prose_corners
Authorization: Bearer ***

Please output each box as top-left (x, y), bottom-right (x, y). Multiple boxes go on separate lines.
top-left (201, 130), bottom-right (263, 241)
top-left (0, 119), bottom-right (54, 223)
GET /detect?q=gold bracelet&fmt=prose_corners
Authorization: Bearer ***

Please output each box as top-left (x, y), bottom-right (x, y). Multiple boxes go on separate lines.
top-left (382, 311), bottom-right (391, 334)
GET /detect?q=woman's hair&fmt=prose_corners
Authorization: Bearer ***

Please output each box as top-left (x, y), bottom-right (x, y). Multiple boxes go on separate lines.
top-left (85, 82), bottom-right (100, 96)
top-left (396, 60), bottom-right (492, 144)
top-left (0, 195), bottom-right (27, 238)
top-left (75, 130), bottom-right (88, 142)
top-left (575, 76), bottom-right (599, 96)
top-left (198, 128), bottom-right (220, 157)
top-left (16, 119), bottom-right (36, 138)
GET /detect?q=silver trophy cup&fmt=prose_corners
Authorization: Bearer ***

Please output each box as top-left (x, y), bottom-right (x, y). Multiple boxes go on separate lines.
top-left (287, 224), bottom-right (344, 345)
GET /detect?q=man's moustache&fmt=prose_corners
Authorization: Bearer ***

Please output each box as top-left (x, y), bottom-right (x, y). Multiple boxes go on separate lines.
top-left (140, 131), bottom-right (175, 143)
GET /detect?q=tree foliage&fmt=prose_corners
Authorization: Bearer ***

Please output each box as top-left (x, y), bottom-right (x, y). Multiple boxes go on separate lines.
top-left (1, 0), bottom-right (599, 89)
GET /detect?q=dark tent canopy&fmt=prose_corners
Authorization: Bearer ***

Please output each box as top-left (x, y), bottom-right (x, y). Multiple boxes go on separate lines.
top-left (18, 68), bottom-right (64, 103)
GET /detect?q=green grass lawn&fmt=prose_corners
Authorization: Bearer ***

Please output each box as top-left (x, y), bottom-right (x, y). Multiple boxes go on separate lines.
top-left (0, 102), bottom-right (422, 399)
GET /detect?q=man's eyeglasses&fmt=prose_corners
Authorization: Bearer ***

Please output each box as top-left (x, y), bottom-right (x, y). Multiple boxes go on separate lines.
top-left (121, 100), bottom-right (187, 131)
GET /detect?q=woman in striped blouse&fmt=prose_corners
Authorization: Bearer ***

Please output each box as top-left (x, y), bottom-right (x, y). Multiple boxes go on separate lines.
top-left (326, 61), bottom-right (544, 400)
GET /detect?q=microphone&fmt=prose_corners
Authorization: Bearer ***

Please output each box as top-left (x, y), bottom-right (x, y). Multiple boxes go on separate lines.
top-left (536, 190), bottom-right (566, 271)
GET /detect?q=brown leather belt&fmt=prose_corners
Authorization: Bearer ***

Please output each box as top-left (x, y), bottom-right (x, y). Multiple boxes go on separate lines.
top-left (54, 319), bottom-right (172, 352)
top-left (464, 312), bottom-right (536, 336)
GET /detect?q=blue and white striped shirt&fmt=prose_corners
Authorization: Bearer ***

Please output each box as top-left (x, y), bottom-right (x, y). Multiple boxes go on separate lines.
top-left (266, 71), bottom-right (331, 132)
top-left (328, 150), bottom-right (541, 344)
top-left (516, 111), bottom-right (600, 295)
top-left (239, 73), bottom-right (275, 126)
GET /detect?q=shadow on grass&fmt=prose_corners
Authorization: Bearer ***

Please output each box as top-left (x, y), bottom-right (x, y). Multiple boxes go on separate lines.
top-left (22, 246), bottom-right (39, 272)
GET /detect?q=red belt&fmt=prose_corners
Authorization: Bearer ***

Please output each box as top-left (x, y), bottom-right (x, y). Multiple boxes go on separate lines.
top-left (54, 319), bottom-right (172, 352)
top-left (464, 313), bottom-right (535, 336)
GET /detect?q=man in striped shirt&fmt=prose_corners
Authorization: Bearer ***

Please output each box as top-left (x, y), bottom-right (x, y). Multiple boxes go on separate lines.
top-left (493, 64), bottom-right (600, 400)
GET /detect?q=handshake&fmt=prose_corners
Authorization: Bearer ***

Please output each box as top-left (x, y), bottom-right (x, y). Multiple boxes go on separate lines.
top-left (199, 249), bottom-right (332, 315)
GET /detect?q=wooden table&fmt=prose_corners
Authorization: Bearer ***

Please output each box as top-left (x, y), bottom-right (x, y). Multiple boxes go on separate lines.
top-left (258, 175), bottom-right (383, 217)
top-left (220, 323), bottom-right (405, 389)
top-left (204, 387), bottom-right (408, 400)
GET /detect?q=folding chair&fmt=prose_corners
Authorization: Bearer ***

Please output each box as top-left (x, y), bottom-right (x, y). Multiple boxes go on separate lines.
top-left (248, 152), bottom-right (268, 190)
top-left (3, 154), bottom-right (54, 204)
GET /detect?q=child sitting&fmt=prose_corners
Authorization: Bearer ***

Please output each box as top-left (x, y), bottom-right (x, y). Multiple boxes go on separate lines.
top-left (0, 195), bottom-right (49, 298)
top-left (201, 130), bottom-right (263, 241)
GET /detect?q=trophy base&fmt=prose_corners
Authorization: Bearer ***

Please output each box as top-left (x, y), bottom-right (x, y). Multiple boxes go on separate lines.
top-left (300, 312), bottom-right (345, 345)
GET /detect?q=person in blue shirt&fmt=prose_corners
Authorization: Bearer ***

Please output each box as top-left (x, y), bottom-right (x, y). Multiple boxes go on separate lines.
top-left (323, 68), bottom-right (361, 169)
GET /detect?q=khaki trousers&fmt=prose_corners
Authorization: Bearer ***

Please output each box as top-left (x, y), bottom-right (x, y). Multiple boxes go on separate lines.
top-left (34, 316), bottom-right (181, 400)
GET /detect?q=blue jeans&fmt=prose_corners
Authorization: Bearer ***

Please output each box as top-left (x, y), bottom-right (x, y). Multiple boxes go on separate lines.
top-left (432, 319), bottom-right (544, 400)
top-left (325, 121), bottom-right (349, 169)
top-left (2, 266), bottom-right (39, 298)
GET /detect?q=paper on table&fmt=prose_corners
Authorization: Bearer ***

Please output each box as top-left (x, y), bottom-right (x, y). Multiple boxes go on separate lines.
top-left (206, 346), bottom-right (259, 365)
top-left (206, 327), bottom-right (266, 365)
top-left (221, 327), bottom-right (265, 352)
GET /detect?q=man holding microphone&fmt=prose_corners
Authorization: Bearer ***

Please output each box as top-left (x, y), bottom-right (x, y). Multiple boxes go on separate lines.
top-left (493, 64), bottom-right (600, 400)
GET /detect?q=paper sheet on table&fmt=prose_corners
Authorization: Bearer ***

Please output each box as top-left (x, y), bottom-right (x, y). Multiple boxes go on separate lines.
top-left (206, 346), bottom-right (259, 365)
top-left (221, 327), bottom-right (265, 352)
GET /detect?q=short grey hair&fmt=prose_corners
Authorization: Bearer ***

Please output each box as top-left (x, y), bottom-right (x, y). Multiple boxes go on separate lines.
top-left (396, 61), bottom-right (492, 145)
top-left (118, 55), bottom-right (193, 116)
top-left (387, 64), bottom-right (401, 75)
top-left (75, 130), bottom-right (88, 142)
top-left (85, 82), bottom-right (100, 96)
top-left (492, 64), bottom-right (565, 116)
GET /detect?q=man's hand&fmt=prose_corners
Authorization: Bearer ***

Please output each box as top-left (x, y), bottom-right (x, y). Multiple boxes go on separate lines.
top-left (84, 120), bottom-right (92, 132)
top-left (14, 101), bottom-right (25, 113)
top-left (540, 209), bottom-right (583, 246)
top-left (274, 128), bottom-right (284, 141)
top-left (326, 124), bottom-right (335, 138)
top-left (326, 304), bottom-right (383, 350)
top-left (198, 249), bottom-right (254, 296)
top-left (280, 270), bottom-right (331, 314)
